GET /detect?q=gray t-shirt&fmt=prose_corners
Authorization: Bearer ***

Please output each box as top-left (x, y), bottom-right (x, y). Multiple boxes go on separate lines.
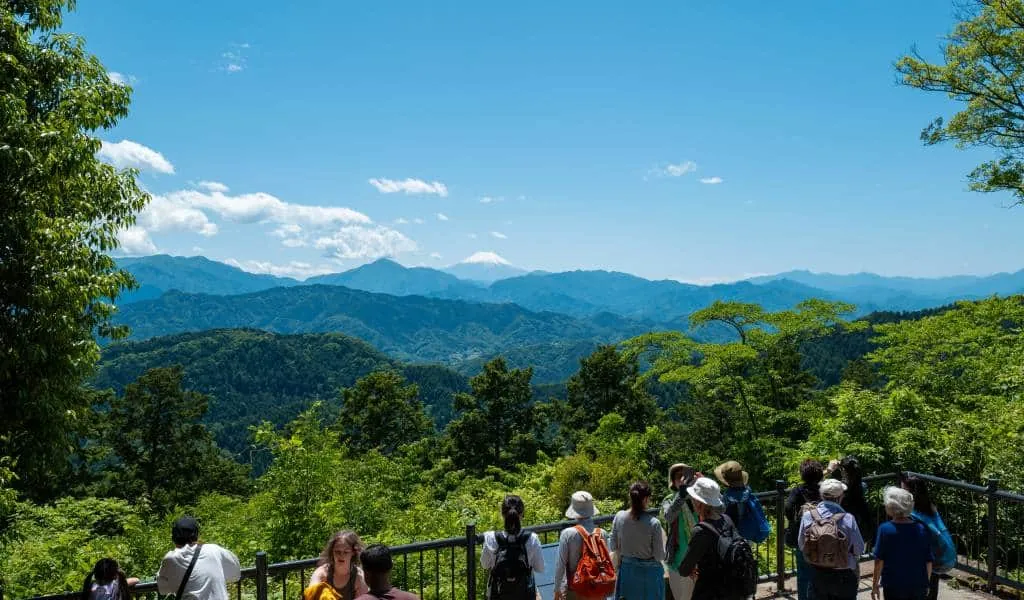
top-left (609, 510), bottom-right (666, 562)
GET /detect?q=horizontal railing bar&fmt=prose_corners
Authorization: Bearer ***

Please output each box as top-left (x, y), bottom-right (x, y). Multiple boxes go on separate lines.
top-left (954, 562), bottom-right (1024, 591)
top-left (904, 471), bottom-right (989, 495)
top-left (993, 489), bottom-right (1024, 503)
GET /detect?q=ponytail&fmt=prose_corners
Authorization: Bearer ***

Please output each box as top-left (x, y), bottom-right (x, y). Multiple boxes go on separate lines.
top-left (80, 572), bottom-right (96, 600)
top-left (501, 495), bottom-right (525, 535)
top-left (629, 481), bottom-right (652, 520)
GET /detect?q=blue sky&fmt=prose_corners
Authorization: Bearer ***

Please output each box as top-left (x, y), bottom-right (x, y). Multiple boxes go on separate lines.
top-left (70, 1), bottom-right (1023, 282)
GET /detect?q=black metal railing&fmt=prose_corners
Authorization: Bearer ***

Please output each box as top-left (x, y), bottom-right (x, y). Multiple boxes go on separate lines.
top-left (14, 471), bottom-right (1024, 600)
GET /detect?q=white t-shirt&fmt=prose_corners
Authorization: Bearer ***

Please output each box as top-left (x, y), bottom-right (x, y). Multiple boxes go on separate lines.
top-left (157, 543), bottom-right (242, 600)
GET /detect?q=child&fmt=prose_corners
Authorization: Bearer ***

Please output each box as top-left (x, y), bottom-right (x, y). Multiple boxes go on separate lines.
top-left (81, 558), bottom-right (139, 600)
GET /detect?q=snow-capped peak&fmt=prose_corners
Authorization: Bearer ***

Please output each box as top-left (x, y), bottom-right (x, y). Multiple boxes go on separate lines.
top-left (459, 251), bottom-right (511, 266)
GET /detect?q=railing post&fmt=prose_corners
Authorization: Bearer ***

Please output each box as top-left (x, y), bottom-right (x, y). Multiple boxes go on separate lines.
top-left (256, 551), bottom-right (268, 600)
top-left (775, 480), bottom-right (787, 593)
top-left (986, 476), bottom-right (999, 592)
top-left (466, 523), bottom-right (478, 600)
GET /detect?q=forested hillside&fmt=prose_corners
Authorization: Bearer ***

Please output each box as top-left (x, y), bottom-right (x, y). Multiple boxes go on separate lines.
top-left (95, 329), bottom-right (470, 455)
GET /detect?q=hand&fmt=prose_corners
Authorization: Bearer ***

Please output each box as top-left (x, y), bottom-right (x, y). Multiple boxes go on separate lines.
top-left (689, 567), bottom-right (699, 581)
top-left (871, 585), bottom-right (879, 600)
top-left (826, 459), bottom-right (841, 474)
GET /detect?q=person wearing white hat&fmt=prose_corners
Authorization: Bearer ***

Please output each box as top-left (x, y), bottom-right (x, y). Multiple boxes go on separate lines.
top-left (797, 479), bottom-right (865, 600)
top-left (676, 477), bottom-right (742, 600)
top-left (554, 491), bottom-right (609, 600)
top-left (662, 464), bottom-right (700, 600)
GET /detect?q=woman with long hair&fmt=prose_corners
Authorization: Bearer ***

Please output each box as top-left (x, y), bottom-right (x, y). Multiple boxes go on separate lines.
top-left (903, 476), bottom-right (955, 600)
top-left (481, 494), bottom-right (545, 600)
top-left (307, 530), bottom-right (369, 600)
top-left (80, 558), bottom-right (138, 600)
top-left (610, 481), bottom-right (666, 600)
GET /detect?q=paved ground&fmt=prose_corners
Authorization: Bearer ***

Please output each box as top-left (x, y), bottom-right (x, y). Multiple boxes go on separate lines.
top-left (755, 566), bottom-right (998, 600)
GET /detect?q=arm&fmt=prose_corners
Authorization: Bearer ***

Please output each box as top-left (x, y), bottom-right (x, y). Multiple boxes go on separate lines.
top-left (662, 492), bottom-right (687, 525)
top-left (480, 531), bottom-right (498, 570)
top-left (871, 560), bottom-right (882, 600)
top-left (847, 515), bottom-right (866, 558)
top-left (309, 565), bottom-right (328, 585)
top-left (527, 533), bottom-right (545, 574)
top-left (652, 519), bottom-right (667, 563)
top-left (678, 526), bottom-right (712, 577)
top-left (797, 513), bottom-right (810, 551)
top-left (554, 530), bottom-right (570, 595)
top-left (156, 556), bottom-right (180, 596)
top-left (125, 578), bottom-right (140, 587)
top-left (221, 547), bottom-right (242, 584)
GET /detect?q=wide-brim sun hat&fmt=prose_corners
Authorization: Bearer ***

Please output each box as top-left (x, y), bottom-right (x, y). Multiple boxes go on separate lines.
top-left (714, 460), bottom-right (749, 487)
top-left (820, 478), bottom-right (848, 499)
top-left (687, 477), bottom-right (724, 508)
top-left (668, 463), bottom-right (694, 489)
top-left (566, 491), bottom-right (598, 519)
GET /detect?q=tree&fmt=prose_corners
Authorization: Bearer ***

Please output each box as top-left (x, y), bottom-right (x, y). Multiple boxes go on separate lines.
top-left (337, 370), bottom-right (433, 455)
top-left (564, 345), bottom-right (658, 435)
top-left (0, 0), bottom-right (149, 498)
top-left (896, 0), bottom-right (1024, 205)
top-left (444, 358), bottom-right (537, 473)
top-left (96, 367), bottom-right (248, 512)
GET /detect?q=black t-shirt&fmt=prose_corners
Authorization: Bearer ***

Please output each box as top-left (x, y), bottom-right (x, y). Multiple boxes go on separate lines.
top-left (678, 516), bottom-right (735, 600)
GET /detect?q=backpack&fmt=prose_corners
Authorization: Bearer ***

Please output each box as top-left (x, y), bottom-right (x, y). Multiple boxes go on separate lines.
top-left (786, 500), bottom-right (820, 548)
top-left (698, 519), bottom-right (758, 599)
top-left (488, 531), bottom-right (535, 600)
top-left (568, 526), bottom-right (616, 597)
top-left (724, 489), bottom-right (771, 543)
top-left (912, 513), bottom-right (956, 574)
top-left (801, 507), bottom-right (851, 569)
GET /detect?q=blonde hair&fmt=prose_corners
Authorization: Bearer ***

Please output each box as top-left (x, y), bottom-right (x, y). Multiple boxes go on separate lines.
top-left (884, 486), bottom-right (914, 519)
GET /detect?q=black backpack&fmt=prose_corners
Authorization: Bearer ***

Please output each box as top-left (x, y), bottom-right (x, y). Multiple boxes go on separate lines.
top-left (488, 531), bottom-right (534, 600)
top-left (698, 519), bottom-right (758, 599)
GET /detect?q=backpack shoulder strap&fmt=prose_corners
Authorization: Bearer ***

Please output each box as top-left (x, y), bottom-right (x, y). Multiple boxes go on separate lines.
top-left (811, 507), bottom-right (829, 524)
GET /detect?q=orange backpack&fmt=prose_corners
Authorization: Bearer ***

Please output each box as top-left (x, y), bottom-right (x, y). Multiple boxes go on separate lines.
top-left (568, 526), bottom-right (616, 597)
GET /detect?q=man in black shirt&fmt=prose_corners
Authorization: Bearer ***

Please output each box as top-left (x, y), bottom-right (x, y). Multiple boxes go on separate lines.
top-left (678, 477), bottom-right (741, 600)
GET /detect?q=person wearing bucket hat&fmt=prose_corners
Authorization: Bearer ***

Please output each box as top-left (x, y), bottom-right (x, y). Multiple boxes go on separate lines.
top-left (554, 491), bottom-right (611, 600)
top-left (798, 479), bottom-right (865, 600)
top-left (677, 477), bottom-right (749, 600)
top-left (715, 461), bottom-right (772, 544)
top-left (661, 464), bottom-right (701, 600)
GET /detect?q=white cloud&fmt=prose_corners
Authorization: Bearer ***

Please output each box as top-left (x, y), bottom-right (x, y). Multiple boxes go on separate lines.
top-left (394, 218), bottom-right (409, 225)
top-left (138, 194), bottom-right (219, 237)
top-left (226, 63), bottom-right (243, 73)
top-left (672, 272), bottom-right (770, 285)
top-left (192, 246), bottom-right (204, 253)
top-left (281, 238), bottom-right (307, 248)
top-left (480, 196), bottom-right (504, 204)
top-left (368, 178), bottom-right (448, 197)
top-left (224, 258), bottom-right (336, 280)
top-left (108, 72), bottom-right (136, 86)
top-left (700, 177), bottom-right (724, 185)
top-left (313, 226), bottom-right (417, 260)
top-left (97, 140), bottom-right (175, 174)
top-left (197, 181), bottom-right (230, 193)
top-left (648, 161), bottom-right (697, 179)
top-left (460, 251), bottom-right (510, 266)
top-left (430, 252), bottom-right (442, 260)
top-left (220, 45), bottom-right (249, 73)
top-left (272, 223), bottom-right (303, 237)
top-left (437, 213), bottom-right (449, 221)
top-left (490, 231), bottom-right (507, 239)
top-left (165, 189), bottom-right (370, 228)
top-left (117, 227), bottom-right (158, 255)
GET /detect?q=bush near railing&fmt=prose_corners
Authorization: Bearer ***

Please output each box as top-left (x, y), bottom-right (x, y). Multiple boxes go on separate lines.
top-left (14, 471), bottom-right (1024, 600)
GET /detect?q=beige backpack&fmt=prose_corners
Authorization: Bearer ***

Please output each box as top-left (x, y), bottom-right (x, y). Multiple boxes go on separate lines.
top-left (801, 506), bottom-right (851, 569)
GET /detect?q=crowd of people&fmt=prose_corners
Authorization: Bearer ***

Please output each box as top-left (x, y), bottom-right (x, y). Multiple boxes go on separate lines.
top-left (77, 459), bottom-right (957, 600)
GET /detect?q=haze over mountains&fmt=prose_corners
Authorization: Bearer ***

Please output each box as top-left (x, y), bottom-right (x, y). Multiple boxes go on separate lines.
top-left (106, 255), bottom-right (1024, 382)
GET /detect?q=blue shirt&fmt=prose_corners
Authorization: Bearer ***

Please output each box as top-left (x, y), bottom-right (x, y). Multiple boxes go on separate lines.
top-left (874, 520), bottom-right (934, 594)
top-left (797, 500), bottom-right (866, 571)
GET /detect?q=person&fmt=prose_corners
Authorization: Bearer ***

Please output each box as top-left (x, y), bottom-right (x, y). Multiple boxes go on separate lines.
top-left (797, 479), bottom-right (865, 600)
top-left (553, 491), bottom-right (610, 600)
top-left (610, 481), bottom-right (666, 600)
top-left (838, 456), bottom-right (875, 549)
top-left (352, 544), bottom-right (419, 600)
top-left (677, 477), bottom-right (742, 600)
top-left (661, 464), bottom-right (700, 600)
top-left (81, 558), bottom-right (139, 600)
top-left (902, 476), bottom-right (955, 600)
top-left (785, 459), bottom-right (824, 600)
top-left (872, 487), bottom-right (933, 600)
top-left (481, 495), bottom-right (544, 600)
top-left (157, 516), bottom-right (241, 600)
top-left (714, 461), bottom-right (771, 543)
top-left (307, 530), bottom-right (369, 600)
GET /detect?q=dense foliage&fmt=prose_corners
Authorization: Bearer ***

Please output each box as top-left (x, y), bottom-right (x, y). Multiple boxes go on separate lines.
top-left (0, 0), bottom-right (148, 498)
